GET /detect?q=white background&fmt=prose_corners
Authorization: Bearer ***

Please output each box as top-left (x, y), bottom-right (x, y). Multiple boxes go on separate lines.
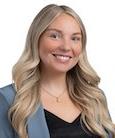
top-left (0, 0), bottom-right (115, 122)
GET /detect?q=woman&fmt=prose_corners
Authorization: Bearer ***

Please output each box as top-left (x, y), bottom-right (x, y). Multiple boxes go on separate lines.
top-left (0, 4), bottom-right (115, 138)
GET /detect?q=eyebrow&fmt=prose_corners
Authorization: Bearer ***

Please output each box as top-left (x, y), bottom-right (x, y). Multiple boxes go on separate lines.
top-left (45, 28), bottom-right (82, 35)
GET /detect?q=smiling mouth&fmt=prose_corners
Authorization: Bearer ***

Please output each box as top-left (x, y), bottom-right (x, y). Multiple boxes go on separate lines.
top-left (52, 54), bottom-right (72, 62)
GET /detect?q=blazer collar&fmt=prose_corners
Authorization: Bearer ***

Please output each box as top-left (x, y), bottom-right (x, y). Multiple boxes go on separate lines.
top-left (27, 103), bottom-right (50, 138)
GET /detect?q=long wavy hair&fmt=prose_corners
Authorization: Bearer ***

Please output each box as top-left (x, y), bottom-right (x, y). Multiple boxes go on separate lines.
top-left (9, 4), bottom-right (115, 138)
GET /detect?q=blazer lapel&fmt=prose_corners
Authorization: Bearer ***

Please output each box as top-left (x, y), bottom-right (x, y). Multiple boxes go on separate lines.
top-left (27, 103), bottom-right (50, 138)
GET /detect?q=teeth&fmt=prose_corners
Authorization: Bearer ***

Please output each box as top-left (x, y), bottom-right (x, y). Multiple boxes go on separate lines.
top-left (55, 55), bottom-right (70, 61)
top-left (56, 55), bottom-right (69, 59)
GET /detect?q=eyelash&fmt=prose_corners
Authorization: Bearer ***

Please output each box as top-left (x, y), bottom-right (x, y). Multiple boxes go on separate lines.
top-left (71, 37), bottom-right (81, 41)
top-left (49, 33), bottom-right (61, 39)
top-left (49, 33), bottom-right (81, 42)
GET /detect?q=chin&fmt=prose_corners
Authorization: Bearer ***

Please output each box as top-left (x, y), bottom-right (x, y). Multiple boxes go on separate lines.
top-left (53, 66), bottom-right (75, 73)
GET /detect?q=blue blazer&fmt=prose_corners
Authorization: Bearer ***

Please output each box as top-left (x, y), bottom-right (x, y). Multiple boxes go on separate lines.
top-left (0, 84), bottom-right (50, 138)
top-left (0, 84), bottom-right (113, 138)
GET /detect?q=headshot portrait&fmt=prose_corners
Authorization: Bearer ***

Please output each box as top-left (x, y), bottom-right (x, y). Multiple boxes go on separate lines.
top-left (0, 1), bottom-right (115, 138)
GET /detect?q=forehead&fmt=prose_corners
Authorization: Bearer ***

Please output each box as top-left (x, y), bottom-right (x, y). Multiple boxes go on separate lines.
top-left (47, 13), bottom-right (81, 33)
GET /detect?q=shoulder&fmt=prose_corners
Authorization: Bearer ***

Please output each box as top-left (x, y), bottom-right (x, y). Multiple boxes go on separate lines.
top-left (0, 84), bottom-right (17, 138)
top-left (0, 83), bottom-right (16, 105)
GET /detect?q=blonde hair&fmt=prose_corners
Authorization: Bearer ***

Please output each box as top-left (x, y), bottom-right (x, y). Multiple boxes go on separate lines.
top-left (9, 4), bottom-right (115, 138)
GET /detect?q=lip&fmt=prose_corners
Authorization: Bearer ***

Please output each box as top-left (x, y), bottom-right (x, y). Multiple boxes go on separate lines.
top-left (52, 53), bottom-right (72, 58)
top-left (52, 54), bottom-right (71, 63)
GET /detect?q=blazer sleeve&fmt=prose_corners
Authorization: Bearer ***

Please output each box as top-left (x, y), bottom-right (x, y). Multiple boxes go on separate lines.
top-left (0, 92), bottom-right (15, 138)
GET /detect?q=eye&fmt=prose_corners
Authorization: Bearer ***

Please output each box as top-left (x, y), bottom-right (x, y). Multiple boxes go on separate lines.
top-left (49, 32), bottom-right (61, 40)
top-left (71, 36), bottom-right (81, 42)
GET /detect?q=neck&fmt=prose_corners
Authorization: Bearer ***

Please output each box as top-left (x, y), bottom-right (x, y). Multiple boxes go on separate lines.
top-left (40, 71), bottom-right (67, 95)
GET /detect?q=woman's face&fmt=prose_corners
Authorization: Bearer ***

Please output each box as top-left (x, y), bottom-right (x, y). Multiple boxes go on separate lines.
top-left (39, 13), bottom-right (82, 73)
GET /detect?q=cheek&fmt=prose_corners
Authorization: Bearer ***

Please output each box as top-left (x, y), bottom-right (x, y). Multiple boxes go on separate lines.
top-left (73, 45), bottom-right (82, 56)
top-left (39, 39), bottom-right (58, 53)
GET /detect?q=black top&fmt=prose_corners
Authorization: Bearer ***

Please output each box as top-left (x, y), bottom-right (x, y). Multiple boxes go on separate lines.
top-left (44, 109), bottom-right (100, 138)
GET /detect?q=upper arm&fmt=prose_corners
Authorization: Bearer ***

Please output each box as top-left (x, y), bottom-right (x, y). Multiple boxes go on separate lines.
top-left (0, 91), bottom-right (15, 138)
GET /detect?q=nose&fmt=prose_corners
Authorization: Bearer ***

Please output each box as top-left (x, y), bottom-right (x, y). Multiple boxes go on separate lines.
top-left (60, 38), bottom-right (71, 51)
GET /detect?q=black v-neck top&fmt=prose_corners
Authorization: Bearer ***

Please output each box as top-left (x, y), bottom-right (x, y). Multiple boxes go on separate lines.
top-left (44, 109), bottom-right (100, 138)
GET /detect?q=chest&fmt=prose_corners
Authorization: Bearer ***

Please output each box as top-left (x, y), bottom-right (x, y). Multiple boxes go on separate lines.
top-left (40, 92), bottom-right (81, 123)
